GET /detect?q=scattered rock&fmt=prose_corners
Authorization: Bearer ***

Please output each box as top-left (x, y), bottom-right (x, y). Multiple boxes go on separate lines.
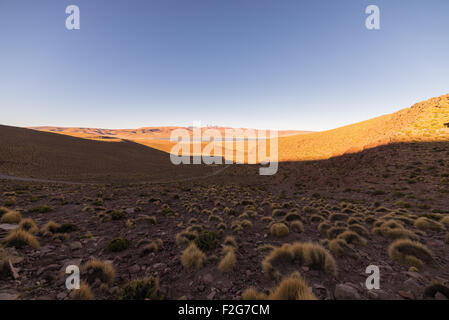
top-left (0, 291), bottom-right (19, 300)
top-left (334, 284), bottom-right (361, 300)
top-left (203, 274), bottom-right (214, 284)
top-left (398, 290), bottom-right (415, 300)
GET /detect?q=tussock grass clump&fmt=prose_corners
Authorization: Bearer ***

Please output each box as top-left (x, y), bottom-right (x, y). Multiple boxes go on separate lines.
top-left (57, 223), bottom-right (78, 233)
top-left (0, 210), bottom-right (22, 224)
top-left (181, 243), bottom-right (207, 269)
top-left (272, 209), bottom-right (286, 218)
top-left (121, 277), bottom-right (159, 300)
top-left (317, 221), bottom-right (331, 234)
top-left (270, 223), bottom-right (289, 237)
top-left (261, 216), bottom-right (274, 224)
top-left (4, 229), bottom-right (39, 248)
top-left (71, 283), bottom-right (94, 300)
top-left (195, 230), bottom-right (219, 251)
top-left (141, 239), bottom-right (163, 255)
top-left (328, 239), bottom-right (358, 258)
top-left (107, 237), bottom-right (130, 252)
top-left (414, 217), bottom-right (445, 231)
top-left (29, 205), bottom-right (52, 213)
top-left (176, 230), bottom-right (198, 247)
top-left (346, 217), bottom-right (362, 225)
top-left (269, 274), bottom-right (317, 300)
top-left (136, 215), bottom-right (156, 225)
top-left (242, 288), bottom-right (268, 300)
top-left (240, 219), bottom-right (253, 228)
top-left (223, 236), bottom-right (237, 249)
top-left (82, 259), bottom-right (115, 284)
top-left (440, 216), bottom-right (449, 226)
top-left (290, 221), bottom-right (304, 233)
top-left (375, 226), bottom-right (419, 241)
top-left (262, 242), bottom-right (337, 279)
top-left (41, 221), bottom-right (61, 234)
top-left (348, 224), bottom-right (369, 238)
top-left (285, 212), bottom-right (303, 222)
top-left (18, 218), bottom-right (38, 234)
top-left (329, 213), bottom-right (347, 222)
top-left (110, 210), bottom-right (125, 220)
top-left (218, 247), bottom-right (236, 273)
top-left (310, 214), bottom-right (325, 223)
top-left (327, 226), bottom-right (347, 239)
top-left (337, 231), bottom-right (367, 246)
top-left (388, 239), bottom-right (433, 268)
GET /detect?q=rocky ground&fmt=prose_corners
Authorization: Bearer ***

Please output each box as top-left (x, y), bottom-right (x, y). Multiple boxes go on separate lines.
top-left (1, 141), bottom-right (449, 300)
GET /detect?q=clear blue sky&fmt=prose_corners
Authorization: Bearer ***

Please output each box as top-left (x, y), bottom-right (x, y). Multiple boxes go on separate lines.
top-left (1, 0), bottom-right (448, 131)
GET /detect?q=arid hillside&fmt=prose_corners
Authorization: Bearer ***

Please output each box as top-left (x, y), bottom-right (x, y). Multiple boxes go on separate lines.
top-left (0, 125), bottom-right (221, 183)
top-left (277, 94), bottom-right (449, 161)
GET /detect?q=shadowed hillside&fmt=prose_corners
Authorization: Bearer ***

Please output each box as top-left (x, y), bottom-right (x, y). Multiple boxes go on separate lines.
top-left (0, 125), bottom-right (219, 182)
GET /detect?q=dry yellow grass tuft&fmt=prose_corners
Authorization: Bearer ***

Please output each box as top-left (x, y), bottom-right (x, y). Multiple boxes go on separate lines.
top-left (181, 243), bottom-right (207, 269)
top-left (337, 231), bottom-right (367, 246)
top-left (269, 274), bottom-right (317, 300)
top-left (82, 259), bottom-right (115, 285)
top-left (0, 210), bottom-right (22, 224)
top-left (4, 229), bottom-right (39, 248)
top-left (18, 218), bottom-right (39, 234)
top-left (414, 217), bottom-right (445, 231)
top-left (388, 239), bottom-right (433, 268)
top-left (241, 287), bottom-right (268, 300)
top-left (262, 242), bottom-right (337, 279)
top-left (270, 223), bottom-right (289, 237)
top-left (218, 246), bottom-right (236, 273)
top-left (71, 283), bottom-right (94, 300)
top-left (41, 221), bottom-right (61, 234)
top-left (290, 221), bottom-right (304, 233)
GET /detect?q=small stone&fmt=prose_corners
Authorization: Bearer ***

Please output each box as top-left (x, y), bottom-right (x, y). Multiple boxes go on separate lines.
top-left (125, 208), bottom-right (135, 214)
top-left (398, 290), bottom-right (415, 300)
top-left (334, 284), bottom-right (361, 300)
top-left (435, 292), bottom-right (448, 300)
top-left (203, 274), bottom-right (214, 284)
top-left (207, 291), bottom-right (216, 300)
top-left (70, 242), bottom-right (83, 250)
top-left (56, 292), bottom-right (68, 300)
top-left (129, 265), bottom-right (140, 274)
top-left (0, 291), bottom-right (19, 300)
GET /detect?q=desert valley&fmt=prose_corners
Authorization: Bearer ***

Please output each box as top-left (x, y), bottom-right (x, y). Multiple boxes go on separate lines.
top-left (1, 94), bottom-right (449, 300)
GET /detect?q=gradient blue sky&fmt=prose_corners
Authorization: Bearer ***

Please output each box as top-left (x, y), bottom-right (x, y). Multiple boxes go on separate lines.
top-left (1, 0), bottom-right (448, 131)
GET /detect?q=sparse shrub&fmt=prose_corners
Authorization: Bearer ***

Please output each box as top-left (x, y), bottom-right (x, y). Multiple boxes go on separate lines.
top-left (218, 247), bottom-right (236, 273)
top-left (4, 229), bottom-right (39, 248)
top-left (0, 210), bottom-right (22, 224)
top-left (414, 217), bottom-right (445, 231)
top-left (262, 242), bottom-right (337, 279)
top-left (337, 231), bottom-right (367, 246)
top-left (181, 243), bottom-right (207, 269)
top-left (107, 237), bottom-right (130, 252)
top-left (270, 223), bottom-right (289, 237)
top-left (71, 283), bottom-right (94, 300)
top-left (269, 274), bottom-right (317, 300)
top-left (261, 216), bottom-right (274, 224)
top-left (388, 239), bottom-right (433, 268)
top-left (194, 230), bottom-right (219, 251)
top-left (290, 221), bottom-right (304, 233)
top-left (29, 205), bottom-right (52, 213)
top-left (82, 259), bottom-right (115, 284)
top-left (121, 277), bottom-right (159, 300)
